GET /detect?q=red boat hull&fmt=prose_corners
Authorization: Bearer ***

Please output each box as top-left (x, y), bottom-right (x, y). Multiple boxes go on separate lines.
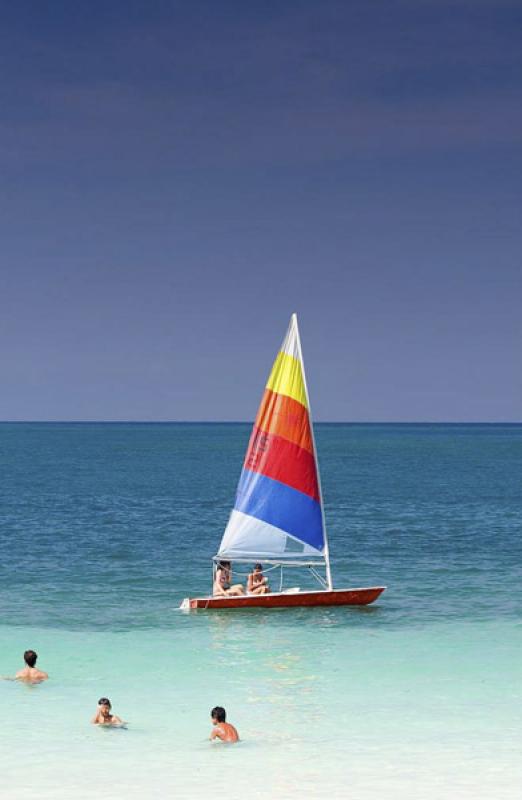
top-left (182, 586), bottom-right (385, 610)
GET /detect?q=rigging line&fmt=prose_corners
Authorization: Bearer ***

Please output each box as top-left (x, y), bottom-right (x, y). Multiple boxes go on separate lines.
top-left (309, 565), bottom-right (328, 588)
top-left (223, 563), bottom-right (280, 578)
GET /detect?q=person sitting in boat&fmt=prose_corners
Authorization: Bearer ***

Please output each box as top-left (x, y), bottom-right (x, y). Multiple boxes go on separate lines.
top-left (247, 563), bottom-right (270, 595)
top-left (213, 561), bottom-right (245, 597)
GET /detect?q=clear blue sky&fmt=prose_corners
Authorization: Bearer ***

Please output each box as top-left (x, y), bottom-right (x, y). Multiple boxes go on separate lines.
top-left (1, 1), bottom-right (521, 421)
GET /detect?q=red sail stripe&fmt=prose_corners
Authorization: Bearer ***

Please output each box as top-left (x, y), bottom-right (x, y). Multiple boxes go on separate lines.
top-left (254, 389), bottom-right (313, 454)
top-left (244, 425), bottom-right (320, 501)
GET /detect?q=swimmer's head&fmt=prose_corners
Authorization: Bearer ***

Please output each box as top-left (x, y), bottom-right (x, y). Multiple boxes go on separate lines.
top-left (254, 563), bottom-right (263, 571)
top-left (24, 650), bottom-right (38, 667)
top-left (98, 697), bottom-right (112, 710)
top-left (211, 706), bottom-right (226, 724)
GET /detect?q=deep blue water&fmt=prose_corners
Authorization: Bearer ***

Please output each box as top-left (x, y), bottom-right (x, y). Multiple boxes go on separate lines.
top-left (1, 422), bottom-right (520, 629)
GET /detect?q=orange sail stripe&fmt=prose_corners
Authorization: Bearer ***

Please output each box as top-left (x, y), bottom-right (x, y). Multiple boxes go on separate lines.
top-left (244, 426), bottom-right (320, 501)
top-left (254, 389), bottom-right (313, 454)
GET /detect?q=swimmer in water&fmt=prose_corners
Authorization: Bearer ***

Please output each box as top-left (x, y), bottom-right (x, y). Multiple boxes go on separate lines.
top-left (91, 697), bottom-right (124, 726)
top-left (15, 650), bottom-right (49, 683)
top-left (210, 706), bottom-right (239, 743)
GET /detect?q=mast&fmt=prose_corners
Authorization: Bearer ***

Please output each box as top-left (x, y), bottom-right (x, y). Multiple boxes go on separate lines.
top-left (293, 313), bottom-right (333, 590)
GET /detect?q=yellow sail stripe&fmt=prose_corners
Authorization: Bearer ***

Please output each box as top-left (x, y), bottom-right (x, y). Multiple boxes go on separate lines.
top-left (265, 351), bottom-right (308, 409)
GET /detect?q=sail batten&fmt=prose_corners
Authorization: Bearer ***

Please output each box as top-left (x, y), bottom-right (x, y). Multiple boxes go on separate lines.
top-left (217, 315), bottom-right (328, 564)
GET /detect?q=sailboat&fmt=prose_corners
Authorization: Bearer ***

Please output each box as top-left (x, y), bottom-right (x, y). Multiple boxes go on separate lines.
top-left (181, 314), bottom-right (385, 610)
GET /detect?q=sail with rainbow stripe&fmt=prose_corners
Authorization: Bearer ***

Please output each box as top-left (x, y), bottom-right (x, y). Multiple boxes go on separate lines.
top-left (180, 314), bottom-right (386, 608)
top-left (217, 314), bottom-right (331, 574)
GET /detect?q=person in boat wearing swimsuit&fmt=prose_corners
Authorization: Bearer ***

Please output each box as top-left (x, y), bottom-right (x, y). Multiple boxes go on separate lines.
top-left (213, 561), bottom-right (245, 597)
top-left (91, 697), bottom-right (125, 726)
top-left (247, 563), bottom-right (270, 595)
top-left (14, 650), bottom-right (49, 683)
top-left (210, 706), bottom-right (239, 743)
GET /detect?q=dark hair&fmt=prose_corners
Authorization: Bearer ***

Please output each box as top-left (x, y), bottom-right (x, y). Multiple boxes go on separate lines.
top-left (218, 561), bottom-right (230, 569)
top-left (98, 697), bottom-right (112, 707)
top-left (254, 563), bottom-right (262, 570)
top-left (24, 650), bottom-right (38, 667)
top-left (211, 706), bottom-right (226, 723)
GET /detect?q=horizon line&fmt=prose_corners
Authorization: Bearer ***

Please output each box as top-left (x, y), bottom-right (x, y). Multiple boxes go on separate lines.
top-left (1, 420), bottom-right (521, 425)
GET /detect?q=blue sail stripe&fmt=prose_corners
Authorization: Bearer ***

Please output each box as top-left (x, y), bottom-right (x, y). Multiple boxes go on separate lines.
top-left (233, 468), bottom-right (324, 552)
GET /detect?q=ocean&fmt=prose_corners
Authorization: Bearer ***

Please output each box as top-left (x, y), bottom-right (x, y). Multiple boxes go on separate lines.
top-left (1, 422), bottom-right (520, 799)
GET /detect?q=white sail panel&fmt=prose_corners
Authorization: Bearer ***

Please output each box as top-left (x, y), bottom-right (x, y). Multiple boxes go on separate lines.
top-left (215, 314), bottom-right (328, 573)
top-left (280, 315), bottom-right (300, 359)
top-left (218, 510), bottom-right (324, 561)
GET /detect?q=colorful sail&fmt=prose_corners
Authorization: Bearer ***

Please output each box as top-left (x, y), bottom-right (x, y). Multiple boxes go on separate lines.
top-left (218, 314), bottom-right (326, 561)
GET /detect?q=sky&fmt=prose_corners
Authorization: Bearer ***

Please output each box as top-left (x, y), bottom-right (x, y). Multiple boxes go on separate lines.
top-left (1, 0), bottom-right (521, 421)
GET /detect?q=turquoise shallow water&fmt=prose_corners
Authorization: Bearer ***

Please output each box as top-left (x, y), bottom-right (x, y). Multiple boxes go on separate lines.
top-left (1, 423), bottom-right (521, 798)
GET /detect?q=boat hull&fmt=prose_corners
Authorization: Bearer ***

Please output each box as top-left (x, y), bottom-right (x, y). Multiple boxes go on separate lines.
top-left (181, 586), bottom-right (385, 610)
